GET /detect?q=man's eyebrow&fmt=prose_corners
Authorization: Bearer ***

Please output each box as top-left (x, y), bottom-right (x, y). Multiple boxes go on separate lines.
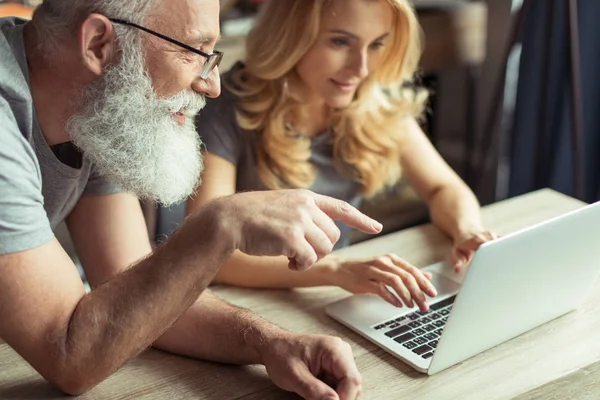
top-left (187, 33), bottom-right (222, 48)
top-left (328, 30), bottom-right (390, 42)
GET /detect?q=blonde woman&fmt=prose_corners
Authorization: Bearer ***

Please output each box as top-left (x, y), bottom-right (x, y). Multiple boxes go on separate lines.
top-left (187, 0), bottom-right (496, 311)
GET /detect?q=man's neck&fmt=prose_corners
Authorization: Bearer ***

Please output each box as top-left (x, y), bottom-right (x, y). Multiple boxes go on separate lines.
top-left (24, 23), bottom-right (77, 146)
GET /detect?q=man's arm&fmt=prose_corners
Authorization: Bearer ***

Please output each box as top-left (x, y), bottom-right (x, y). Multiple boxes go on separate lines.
top-left (154, 290), bottom-right (275, 364)
top-left (0, 202), bottom-right (230, 395)
top-left (155, 290), bottom-right (363, 400)
top-left (67, 193), bottom-right (362, 400)
top-left (1, 190), bottom-right (379, 396)
top-left (66, 193), bottom-right (271, 364)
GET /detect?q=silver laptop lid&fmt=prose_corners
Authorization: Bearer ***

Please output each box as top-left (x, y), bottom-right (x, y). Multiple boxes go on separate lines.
top-left (429, 201), bottom-right (600, 374)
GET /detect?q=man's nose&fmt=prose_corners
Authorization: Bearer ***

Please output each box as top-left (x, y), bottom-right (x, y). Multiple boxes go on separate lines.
top-left (193, 67), bottom-right (221, 98)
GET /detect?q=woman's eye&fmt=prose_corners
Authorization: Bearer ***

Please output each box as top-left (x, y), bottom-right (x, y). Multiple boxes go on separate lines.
top-left (331, 37), bottom-right (350, 47)
top-left (369, 42), bottom-right (384, 50)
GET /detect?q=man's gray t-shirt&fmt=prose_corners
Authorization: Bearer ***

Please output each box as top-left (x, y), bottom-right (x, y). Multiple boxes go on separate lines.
top-left (196, 66), bottom-right (363, 248)
top-left (0, 17), bottom-right (120, 254)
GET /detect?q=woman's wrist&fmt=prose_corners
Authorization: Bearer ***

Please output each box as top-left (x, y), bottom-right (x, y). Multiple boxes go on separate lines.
top-left (453, 222), bottom-right (486, 244)
top-left (312, 255), bottom-right (343, 286)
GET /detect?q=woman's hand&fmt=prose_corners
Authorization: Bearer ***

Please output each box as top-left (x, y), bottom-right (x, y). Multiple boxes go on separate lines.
top-left (451, 230), bottom-right (499, 272)
top-left (323, 254), bottom-right (437, 311)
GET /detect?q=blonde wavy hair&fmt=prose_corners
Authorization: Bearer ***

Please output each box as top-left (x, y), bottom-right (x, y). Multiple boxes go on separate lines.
top-left (230, 0), bottom-right (427, 198)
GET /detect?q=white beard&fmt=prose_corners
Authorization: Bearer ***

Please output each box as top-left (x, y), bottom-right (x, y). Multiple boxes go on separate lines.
top-left (67, 36), bottom-right (206, 206)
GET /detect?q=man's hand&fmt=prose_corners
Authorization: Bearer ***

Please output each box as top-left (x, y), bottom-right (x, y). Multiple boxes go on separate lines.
top-left (205, 189), bottom-right (382, 271)
top-left (452, 230), bottom-right (499, 272)
top-left (260, 333), bottom-right (362, 400)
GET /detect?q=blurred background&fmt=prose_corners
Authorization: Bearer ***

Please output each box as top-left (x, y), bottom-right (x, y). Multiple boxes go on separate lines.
top-left (3, 0), bottom-right (598, 244)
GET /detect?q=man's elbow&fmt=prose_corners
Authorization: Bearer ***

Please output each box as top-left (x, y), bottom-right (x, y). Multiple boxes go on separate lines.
top-left (47, 363), bottom-right (107, 396)
top-left (49, 374), bottom-right (95, 396)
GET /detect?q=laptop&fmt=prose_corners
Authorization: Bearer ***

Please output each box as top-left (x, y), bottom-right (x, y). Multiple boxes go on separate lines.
top-left (325, 201), bottom-right (600, 375)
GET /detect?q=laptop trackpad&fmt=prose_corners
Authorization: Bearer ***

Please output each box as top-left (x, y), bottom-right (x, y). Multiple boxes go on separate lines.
top-left (384, 271), bottom-right (460, 305)
top-left (426, 272), bottom-right (461, 299)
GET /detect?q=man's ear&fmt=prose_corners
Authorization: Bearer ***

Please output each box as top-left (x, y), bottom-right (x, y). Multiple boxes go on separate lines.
top-left (79, 13), bottom-right (116, 76)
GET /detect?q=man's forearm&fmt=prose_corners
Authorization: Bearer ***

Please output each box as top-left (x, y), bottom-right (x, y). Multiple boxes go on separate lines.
top-left (55, 212), bottom-right (232, 393)
top-left (153, 290), bottom-right (286, 365)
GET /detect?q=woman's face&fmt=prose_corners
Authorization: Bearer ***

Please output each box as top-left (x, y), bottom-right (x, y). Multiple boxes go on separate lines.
top-left (296, 0), bottom-right (394, 108)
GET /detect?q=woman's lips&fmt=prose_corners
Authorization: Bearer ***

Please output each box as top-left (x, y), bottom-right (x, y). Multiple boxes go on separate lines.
top-left (330, 79), bottom-right (357, 93)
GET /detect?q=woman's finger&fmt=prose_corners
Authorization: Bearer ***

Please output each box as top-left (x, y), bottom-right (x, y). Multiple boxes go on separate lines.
top-left (367, 268), bottom-right (414, 308)
top-left (367, 282), bottom-right (403, 307)
top-left (385, 255), bottom-right (437, 298)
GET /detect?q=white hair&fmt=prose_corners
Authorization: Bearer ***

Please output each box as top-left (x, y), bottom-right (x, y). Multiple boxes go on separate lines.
top-left (31, 0), bottom-right (158, 59)
top-left (66, 23), bottom-right (206, 206)
top-left (32, 0), bottom-right (207, 206)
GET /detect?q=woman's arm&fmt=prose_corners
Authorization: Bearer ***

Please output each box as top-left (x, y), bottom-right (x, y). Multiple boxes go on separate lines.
top-left (399, 118), bottom-right (495, 269)
top-left (399, 119), bottom-right (485, 238)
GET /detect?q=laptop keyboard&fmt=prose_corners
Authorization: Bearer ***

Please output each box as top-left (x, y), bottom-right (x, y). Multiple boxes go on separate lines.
top-left (373, 295), bottom-right (456, 360)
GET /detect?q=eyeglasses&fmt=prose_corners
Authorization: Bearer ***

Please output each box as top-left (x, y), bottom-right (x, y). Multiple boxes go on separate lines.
top-left (108, 18), bottom-right (223, 79)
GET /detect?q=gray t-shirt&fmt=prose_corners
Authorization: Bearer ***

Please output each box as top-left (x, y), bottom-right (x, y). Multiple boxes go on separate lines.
top-left (196, 67), bottom-right (362, 248)
top-left (0, 17), bottom-right (120, 255)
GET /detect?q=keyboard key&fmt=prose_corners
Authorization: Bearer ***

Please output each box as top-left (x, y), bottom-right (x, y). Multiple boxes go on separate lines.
top-left (412, 344), bottom-right (433, 355)
top-left (434, 329), bottom-right (443, 336)
top-left (395, 317), bottom-right (409, 324)
top-left (430, 295), bottom-right (456, 311)
top-left (408, 321), bottom-right (421, 329)
top-left (424, 333), bottom-right (437, 341)
top-left (423, 352), bottom-right (434, 359)
top-left (393, 332), bottom-right (416, 344)
top-left (433, 320), bottom-right (445, 328)
top-left (389, 323), bottom-right (399, 328)
top-left (419, 317), bottom-right (432, 324)
top-left (429, 313), bottom-right (442, 320)
top-left (384, 320), bottom-right (394, 326)
top-left (413, 328), bottom-right (426, 336)
top-left (414, 337), bottom-right (428, 345)
top-left (408, 313), bottom-right (420, 320)
top-left (374, 324), bottom-right (386, 330)
top-left (441, 317), bottom-right (448, 322)
top-left (403, 341), bottom-right (418, 350)
top-left (429, 340), bottom-right (439, 348)
top-left (440, 309), bottom-right (450, 316)
top-left (385, 324), bottom-right (411, 338)
top-left (424, 324), bottom-right (436, 332)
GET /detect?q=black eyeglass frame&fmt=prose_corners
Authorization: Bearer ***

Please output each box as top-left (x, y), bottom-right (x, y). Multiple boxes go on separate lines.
top-left (108, 18), bottom-right (223, 79)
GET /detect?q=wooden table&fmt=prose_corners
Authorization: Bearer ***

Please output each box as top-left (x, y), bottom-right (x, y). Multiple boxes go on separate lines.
top-left (1, 189), bottom-right (599, 399)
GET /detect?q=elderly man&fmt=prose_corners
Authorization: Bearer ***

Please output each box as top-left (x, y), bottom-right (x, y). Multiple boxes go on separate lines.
top-left (0, 1), bottom-right (388, 399)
